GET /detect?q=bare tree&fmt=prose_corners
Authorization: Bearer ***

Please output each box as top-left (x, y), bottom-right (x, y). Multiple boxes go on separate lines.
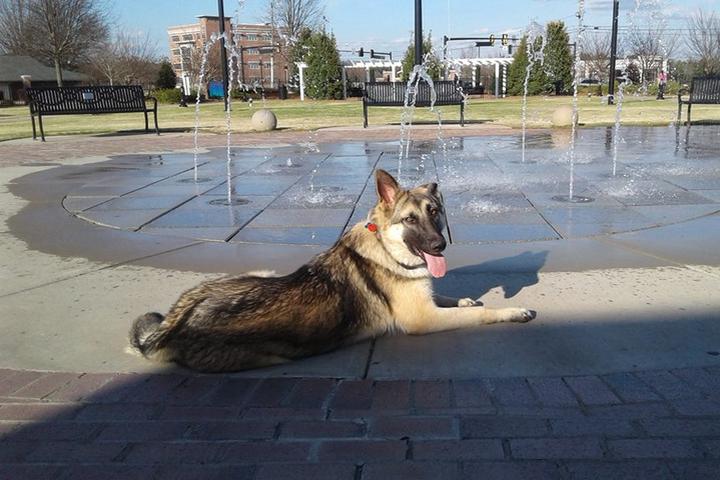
top-left (685, 8), bottom-right (720, 75)
top-left (266, 0), bottom-right (324, 46)
top-left (625, 22), bottom-right (678, 86)
top-left (0, 0), bottom-right (110, 86)
top-left (580, 31), bottom-right (612, 81)
top-left (85, 31), bottom-right (158, 87)
top-left (0, 0), bottom-right (33, 54)
top-left (180, 45), bottom-right (223, 95)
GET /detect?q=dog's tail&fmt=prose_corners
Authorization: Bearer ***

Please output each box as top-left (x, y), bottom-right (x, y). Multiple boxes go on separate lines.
top-left (129, 312), bottom-right (165, 357)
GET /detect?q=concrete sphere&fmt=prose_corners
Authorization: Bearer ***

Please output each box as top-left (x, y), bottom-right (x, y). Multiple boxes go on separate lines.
top-left (552, 105), bottom-right (576, 128)
top-left (251, 109), bottom-right (277, 131)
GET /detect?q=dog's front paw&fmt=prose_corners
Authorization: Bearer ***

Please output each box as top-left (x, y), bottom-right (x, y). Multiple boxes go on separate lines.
top-left (458, 297), bottom-right (485, 307)
top-left (505, 308), bottom-right (537, 323)
top-left (458, 298), bottom-right (477, 307)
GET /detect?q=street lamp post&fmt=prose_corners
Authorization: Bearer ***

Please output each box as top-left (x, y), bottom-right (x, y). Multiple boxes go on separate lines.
top-left (217, 0), bottom-right (229, 111)
top-left (239, 43), bottom-right (244, 84)
top-left (608, 0), bottom-right (620, 105)
top-left (414, 0), bottom-right (423, 66)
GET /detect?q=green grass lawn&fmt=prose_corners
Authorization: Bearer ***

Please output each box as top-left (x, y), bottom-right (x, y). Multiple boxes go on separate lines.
top-left (1, 95), bottom-right (718, 142)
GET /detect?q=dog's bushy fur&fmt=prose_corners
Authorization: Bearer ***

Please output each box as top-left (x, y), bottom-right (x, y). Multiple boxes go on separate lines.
top-left (130, 170), bottom-right (534, 372)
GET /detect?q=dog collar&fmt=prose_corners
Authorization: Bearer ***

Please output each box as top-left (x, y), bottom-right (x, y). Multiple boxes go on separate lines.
top-left (365, 222), bottom-right (378, 232)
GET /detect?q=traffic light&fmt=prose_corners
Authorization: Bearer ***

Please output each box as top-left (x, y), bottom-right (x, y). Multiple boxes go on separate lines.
top-left (501, 34), bottom-right (509, 46)
top-left (370, 49), bottom-right (375, 58)
top-left (489, 34), bottom-right (496, 46)
top-left (358, 47), bottom-right (364, 57)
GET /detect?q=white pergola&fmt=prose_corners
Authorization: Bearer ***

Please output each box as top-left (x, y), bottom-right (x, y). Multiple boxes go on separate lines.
top-left (295, 59), bottom-right (403, 101)
top-left (295, 57), bottom-right (514, 101)
top-left (445, 57), bottom-right (514, 97)
top-left (345, 59), bottom-right (404, 83)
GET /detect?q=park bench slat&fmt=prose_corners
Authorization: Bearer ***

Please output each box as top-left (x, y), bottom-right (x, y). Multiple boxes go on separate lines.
top-left (26, 85), bottom-right (159, 141)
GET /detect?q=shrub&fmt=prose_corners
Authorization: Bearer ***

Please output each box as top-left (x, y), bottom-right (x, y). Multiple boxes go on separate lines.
top-left (230, 88), bottom-right (248, 100)
top-left (153, 88), bottom-right (182, 104)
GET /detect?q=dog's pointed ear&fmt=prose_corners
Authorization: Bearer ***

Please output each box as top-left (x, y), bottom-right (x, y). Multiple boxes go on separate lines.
top-left (376, 169), bottom-right (400, 207)
top-left (423, 182), bottom-right (438, 196)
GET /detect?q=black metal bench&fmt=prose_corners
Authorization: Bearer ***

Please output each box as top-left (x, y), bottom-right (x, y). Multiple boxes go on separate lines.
top-left (678, 77), bottom-right (720, 125)
top-left (26, 85), bottom-right (159, 141)
top-left (362, 81), bottom-right (465, 128)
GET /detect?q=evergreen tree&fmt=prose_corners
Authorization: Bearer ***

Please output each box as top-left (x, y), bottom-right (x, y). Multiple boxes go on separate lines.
top-left (156, 61), bottom-right (177, 89)
top-left (507, 35), bottom-right (550, 95)
top-left (507, 37), bottom-right (529, 95)
top-left (288, 27), bottom-right (313, 86)
top-left (400, 32), bottom-right (442, 81)
top-left (528, 36), bottom-right (550, 94)
top-left (304, 30), bottom-right (343, 99)
top-left (543, 21), bottom-right (573, 95)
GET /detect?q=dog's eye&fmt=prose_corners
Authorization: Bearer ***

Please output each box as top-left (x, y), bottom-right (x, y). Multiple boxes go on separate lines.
top-left (428, 206), bottom-right (439, 216)
top-left (403, 216), bottom-right (417, 224)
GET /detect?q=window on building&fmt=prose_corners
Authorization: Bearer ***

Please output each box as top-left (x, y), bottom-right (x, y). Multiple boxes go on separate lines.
top-left (246, 33), bottom-right (258, 41)
top-left (182, 34), bottom-right (194, 41)
top-left (171, 35), bottom-right (180, 42)
top-left (173, 64), bottom-right (182, 70)
top-left (246, 48), bottom-right (259, 55)
top-left (172, 49), bottom-right (181, 56)
top-left (249, 62), bottom-right (260, 70)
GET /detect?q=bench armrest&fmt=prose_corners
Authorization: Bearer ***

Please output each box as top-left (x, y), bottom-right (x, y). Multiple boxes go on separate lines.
top-left (677, 86), bottom-right (690, 101)
top-left (146, 95), bottom-right (158, 110)
top-left (27, 98), bottom-right (39, 114)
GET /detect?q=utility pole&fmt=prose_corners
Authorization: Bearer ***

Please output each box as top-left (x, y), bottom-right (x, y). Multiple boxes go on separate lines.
top-left (414, 0), bottom-right (423, 66)
top-left (218, 0), bottom-right (229, 111)
top-left (608, 0), bottom-right (620, 105)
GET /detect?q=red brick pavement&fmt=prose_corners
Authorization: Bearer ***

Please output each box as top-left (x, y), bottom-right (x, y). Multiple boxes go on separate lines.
top-left (0, 367), bottom-right (719, 479)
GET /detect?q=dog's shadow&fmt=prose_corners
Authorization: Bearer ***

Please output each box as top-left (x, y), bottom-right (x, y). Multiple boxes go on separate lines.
top-left (434, 250), bottom-right (548, 300)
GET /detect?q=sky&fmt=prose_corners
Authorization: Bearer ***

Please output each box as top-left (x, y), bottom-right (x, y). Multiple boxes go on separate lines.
top-left (112, 0), bottom-right (719, 58)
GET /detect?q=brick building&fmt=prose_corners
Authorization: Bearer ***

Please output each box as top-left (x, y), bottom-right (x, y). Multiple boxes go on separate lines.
top-left (233, 23), bottom-right (290, 88)
top-left (167, 16), bottom-right (289, 92)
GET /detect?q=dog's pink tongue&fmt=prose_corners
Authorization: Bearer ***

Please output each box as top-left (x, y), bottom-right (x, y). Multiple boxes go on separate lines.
top-left (422, 252), bottom-right (447, 278)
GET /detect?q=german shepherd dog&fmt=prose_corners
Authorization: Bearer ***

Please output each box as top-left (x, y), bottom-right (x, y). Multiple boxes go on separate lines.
top-left (129, 170), bottom-right (535, 372)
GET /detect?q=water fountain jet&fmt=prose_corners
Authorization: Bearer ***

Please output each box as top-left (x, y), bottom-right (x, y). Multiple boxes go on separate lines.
top-left (552, 0), bottom-right (594, 204)
top-left (519, 21), bottom-right (547, 164)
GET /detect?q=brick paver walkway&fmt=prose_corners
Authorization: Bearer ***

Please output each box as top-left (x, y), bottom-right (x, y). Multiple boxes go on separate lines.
top-left (1, 367), bottom-right (719, 479)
